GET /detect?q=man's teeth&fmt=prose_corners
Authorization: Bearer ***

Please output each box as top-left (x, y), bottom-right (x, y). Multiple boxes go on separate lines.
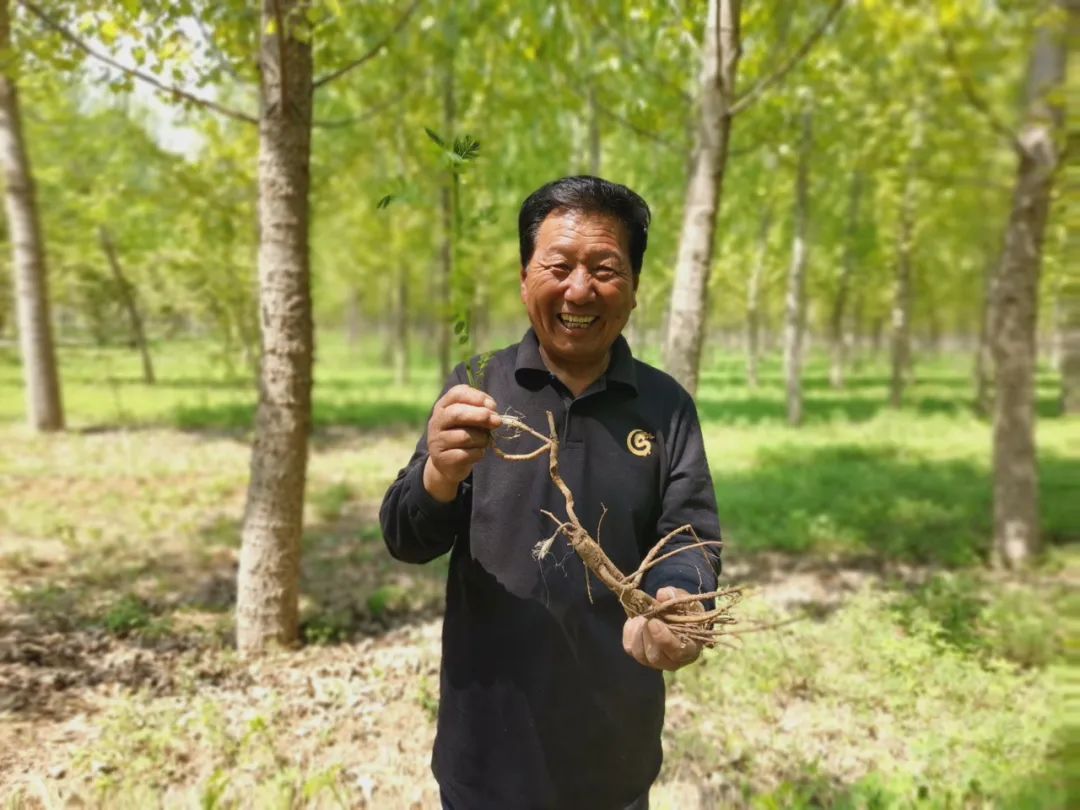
top-left (558, 314), bottom-right (597, 329)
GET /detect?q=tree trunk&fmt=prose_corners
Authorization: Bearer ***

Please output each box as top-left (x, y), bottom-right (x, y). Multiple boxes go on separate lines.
top-left (437, 43), bottom-right (456, 384)
top-left (783, 106), bottom-right (812, 426)
top-left (393, 264), bottom-right (409, 386)
top-left (99, 226), bottom-right (154, 384)
top-left (237, 0), bottom-right (314, 653)
top-left (889, 158), bottom-right (916, 408)
top-left (745, 199), bottom-right (772, 389)
top-left (662, 0), bottom-right (741, 397)
top-left (974, 256), bottom-right (997, 417)
top-left (850, 290), bottom-right (865, 370)
top-left (991, 11), bottom-right (1066, 569)
top-left (1062, 6), bottom-right (1080, 413)
top-left (1062, 278), bottom-right (1080, 414)
top-left (829, 170), bottom-right (861, 389)
top-left (0, 0), bottom-right (63, 431)
top-left (587, 80), bottom-right (602, 175)
top-left (344, 286), bottom-right (360, 351)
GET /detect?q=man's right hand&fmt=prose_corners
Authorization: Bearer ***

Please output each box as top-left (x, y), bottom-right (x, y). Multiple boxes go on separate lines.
top-left (423, 384), bottom-right (501, 503)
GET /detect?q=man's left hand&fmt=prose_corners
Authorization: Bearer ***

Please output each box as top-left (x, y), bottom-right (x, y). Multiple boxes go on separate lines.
top-left (621, 587), bottom-right (703, 671)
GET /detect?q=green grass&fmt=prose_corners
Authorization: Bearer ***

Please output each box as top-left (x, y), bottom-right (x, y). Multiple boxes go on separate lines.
top-left (665, 579), bottom-right (1070, 808)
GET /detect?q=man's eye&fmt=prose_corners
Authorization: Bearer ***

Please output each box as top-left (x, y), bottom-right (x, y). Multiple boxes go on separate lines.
top-left (594, 267), bottom-right (618, 279)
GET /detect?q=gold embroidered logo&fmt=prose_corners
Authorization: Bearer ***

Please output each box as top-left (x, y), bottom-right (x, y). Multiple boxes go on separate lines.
top-left (626, 429), bottom-right (654, 457)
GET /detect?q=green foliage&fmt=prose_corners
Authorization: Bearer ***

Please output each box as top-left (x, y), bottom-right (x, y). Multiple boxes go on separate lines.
top-left (102, 594), bottom-right (155, 636)
top-left (366, 584), bottom-right (406, 620)
top-left (415, 674), bottom-right (439, 724)
top-left (893, 572), bottom-right (1066, 668)
top-left (670, 587), bottom-right (1065, 808)
top-left (310, 480), bottom-right (354, 523)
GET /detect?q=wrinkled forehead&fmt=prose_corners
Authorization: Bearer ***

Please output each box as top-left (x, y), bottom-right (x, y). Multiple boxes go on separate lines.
top-left (532, 209), bottom-right (631, 263)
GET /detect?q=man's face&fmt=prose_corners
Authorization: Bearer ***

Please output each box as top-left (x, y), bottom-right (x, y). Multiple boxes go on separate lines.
top-left (521, 209), bottom-right (638, 370)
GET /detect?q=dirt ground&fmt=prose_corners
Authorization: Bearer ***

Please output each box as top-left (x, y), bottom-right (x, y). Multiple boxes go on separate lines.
top-left (0, 555), bottom-right (892, 809)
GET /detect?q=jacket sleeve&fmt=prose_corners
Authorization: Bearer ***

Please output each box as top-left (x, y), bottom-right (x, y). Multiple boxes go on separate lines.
top-left (379, 364), bottom-right (473, 564)
top-left (644, 392), bottom-right (722, 601)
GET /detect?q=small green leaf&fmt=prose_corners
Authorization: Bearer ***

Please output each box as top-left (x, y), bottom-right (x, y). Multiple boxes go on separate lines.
top-left (100, 19), bottom-right (120, 45)
top-left (376, 194), bottom-right (395, 210)
top-left (453, 134), bottom-right (481, 162)
top-left (453, 320), bottom-right (465, 335)
top-left (423, 127), bottom-right (445, 148)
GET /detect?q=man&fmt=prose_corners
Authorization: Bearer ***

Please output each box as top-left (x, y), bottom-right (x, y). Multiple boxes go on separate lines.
top-left (380, 176), bottom-right (721, 809)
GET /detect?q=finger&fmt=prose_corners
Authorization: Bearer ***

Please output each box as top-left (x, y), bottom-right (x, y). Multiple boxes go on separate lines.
top-left (441, 402), bottom-right (502, 430)
top-left (643, 620), bottom-right (680, 670)
top-left (441, 384), bottom-right (498, 411)
top-left (439, 447), bottom-right (486, 468)
top-left (439, 427), bottom-right (491, 449)
top-left (656, 586), bottom-right (704, 615)
top-left (627, 617), bottom-right (648, 666)
top-left (622, 617), bottom-right (637, 656)
top-left (651, 621), bottom-right (701, 667)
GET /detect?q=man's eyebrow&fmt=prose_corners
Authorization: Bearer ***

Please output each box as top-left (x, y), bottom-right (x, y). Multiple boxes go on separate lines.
top-left (541, 244), bottom-right (626, 264)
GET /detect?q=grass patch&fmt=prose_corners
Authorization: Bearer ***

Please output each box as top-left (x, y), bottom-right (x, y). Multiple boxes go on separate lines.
top-left (664, 577), bottom-right (1069, 808)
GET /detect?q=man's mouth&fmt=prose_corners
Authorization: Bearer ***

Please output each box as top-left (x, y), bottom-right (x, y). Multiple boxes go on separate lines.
top-left (557, 314), bottom-right (597, 329)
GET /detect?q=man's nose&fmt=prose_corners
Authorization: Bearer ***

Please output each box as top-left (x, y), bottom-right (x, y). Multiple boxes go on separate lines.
top-left (563, 266), bottom-right (596, 304)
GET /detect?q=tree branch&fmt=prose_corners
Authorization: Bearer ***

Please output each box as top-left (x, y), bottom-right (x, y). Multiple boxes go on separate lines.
top-left (312, 93), bottom-right (407, 128)
top-left (312, 0), bottom-right (422, 90)
top-left (939, 29), bottom-right (1022, 153)
top-left (270, 0), bottom-right (288, 108)
top-left (17, 0), bottom-right (257, 125)
top-left (728, 0), bottom-right (845, 117)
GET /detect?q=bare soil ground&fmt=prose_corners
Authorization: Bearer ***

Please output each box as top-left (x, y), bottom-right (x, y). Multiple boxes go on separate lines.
top-left (0, 558), bottom-right (914, 808)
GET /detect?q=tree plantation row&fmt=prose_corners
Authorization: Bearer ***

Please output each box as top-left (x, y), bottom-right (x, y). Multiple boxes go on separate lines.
top-left (1, 1), bottom-right (1076, 653)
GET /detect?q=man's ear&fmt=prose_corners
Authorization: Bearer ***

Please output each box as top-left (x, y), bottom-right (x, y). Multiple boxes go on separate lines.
top-left (520, 266), bottom-right (528, 302)
top-left (632, 273), bottom-right (639, 309)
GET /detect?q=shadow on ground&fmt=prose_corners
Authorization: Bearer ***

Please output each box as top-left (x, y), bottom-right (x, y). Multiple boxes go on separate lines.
top-left (714, 444), bottom-right (1077, 567)
top-left (695, 386), bottom-right (1063, 425)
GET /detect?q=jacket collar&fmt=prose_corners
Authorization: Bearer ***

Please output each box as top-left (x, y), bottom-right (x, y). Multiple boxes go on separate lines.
top-left (513, 327), bottom-right (638, 394)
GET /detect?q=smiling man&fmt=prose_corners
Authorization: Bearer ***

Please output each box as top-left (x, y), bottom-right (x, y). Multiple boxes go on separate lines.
top-left (380, 176), bottom-right (722, 810)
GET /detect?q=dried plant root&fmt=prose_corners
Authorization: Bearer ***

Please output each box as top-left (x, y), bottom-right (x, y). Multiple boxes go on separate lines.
top-left (491, 409), bottom-right (742, 647)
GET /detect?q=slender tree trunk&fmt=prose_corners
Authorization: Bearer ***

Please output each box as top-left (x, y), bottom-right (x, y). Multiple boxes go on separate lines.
top-left (393, 265), bottom-right (409, 386)
top-left (587, 80), bottom-right (602, 176)
top-left (663, 0), bottom-right (741, 397)
top-left (745, 199), bottom-right (772, 389)
top-left (99, 226), bottom-right (154, 384)
top-left (237, 0), bottom-right (314, 653)
top-left (783, 107), bottom-right (812, 426)
top-left (830, 170), bottom-right (862, 388)
top-left (925, 286), bottom-right (943, 356)
top-left (1062, 278), bottom-right (1080, 414)
top-left (1062, 9), bottom-right (1080, 412)
top-left (992, 12), bottom-right (1066, 569)
top-left (974, 256), bottom-right (997, 416)
top-left (437, 42), bottom-right (456, 384)
top-left (850, 290), bottom-right (865, 370)
top-left (0, 0), bottom-right (62, 431)
top-left (890, 157), bottom-right (916, 408)
top-left (344, 286), bottom-right (360, 351)
top-left (870, 316), bottom-right (883, 358)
